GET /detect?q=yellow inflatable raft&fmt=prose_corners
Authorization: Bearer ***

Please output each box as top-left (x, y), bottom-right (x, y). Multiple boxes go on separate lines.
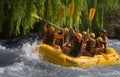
top-left (36, 44), bottom-right (120, 68)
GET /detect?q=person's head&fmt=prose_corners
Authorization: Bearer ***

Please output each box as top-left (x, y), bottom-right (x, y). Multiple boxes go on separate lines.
top-left (82, 31), bottom-right (87, 38)
top-left (64, 28), bottom-right (69, 31)
top-left (90, 33), bottom-right (95, 38)
top-left (100, 29), bottom-right (107, 36)
top-left (49, 26), bottom-right (55, 32)
top-left (96, 37), bottom-right (103, 43)
top-left (77, 33), bottom-right (82, 39)
top-left (82, 31), bottom-right (87, 35)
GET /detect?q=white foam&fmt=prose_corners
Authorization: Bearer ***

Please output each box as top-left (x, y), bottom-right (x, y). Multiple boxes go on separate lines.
top-left (0, 67), bottom-right (5, 73)
top-left (0, 45), bottom-right (6, 50)
top-left (21, 41), bottom-right (41, 61)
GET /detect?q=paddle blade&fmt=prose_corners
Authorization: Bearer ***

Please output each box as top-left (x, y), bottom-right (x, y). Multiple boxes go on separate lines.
top-left (88, 8), bottom-right (96, 22)
top-left (60, 6), bottom-right (64, 18)
top-left (70, 3), bottom-right (75, 17)
top-left (100, 52), bottom-right (109, 60)
top-left (31, 13), bottom-right (42, 20)
top-left (68, 4), bottom-right (71, 17)
top-left (103, 54), bottom-right (109, 60)
top-left (68, 3), bottom-right (75, 18)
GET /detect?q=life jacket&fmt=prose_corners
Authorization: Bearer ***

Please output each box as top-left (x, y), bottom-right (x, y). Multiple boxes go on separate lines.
top-left (101, 35), bottom-right (108, 53)
top-left (86, 39), bottom-right (96, 53)
top-left (95, 41), bottom-right (105, 53)
top-left (70, 38), bottom-right (83, 57)
top-left (96, 41), bottom-right (104, 48)
top-left (55, 38), bottom-right (64, 48)
top-left (54, 31), bottom-right (64, 48)
top-left (43, 31), bottom-right (54, 45)
top-left (101, 35), bottom-right (107, 46)
top-left (63, 31), bottom-right (69, 43)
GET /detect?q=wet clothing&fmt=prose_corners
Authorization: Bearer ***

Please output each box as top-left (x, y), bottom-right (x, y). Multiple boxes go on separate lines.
top-left (55, 38), bottom-right (64, 48)
top-left (101, 36), bottom-right (107, 46)
top-left (63, 31), bottom-right (69, 44)
top-left (96, 41), bottom-right (104, 48)
top-left (101, 35), bottom-right (108, 53)
top-left (54, 30), bottom-right (64, 48)
top-left (69, 26), bottom-right (83, 57)
top-left (43, 31), bottom-right (54, 45)
top-left (86, 39), bottom-right (96, 57)
top-left (96, 42), bottom-right (102, 48)
top-left (69, 38), bottom-right (83, 57)
top-left (53, 29), bottom-right (69, 48)
top-left (95, 41), bottom-right (104, 53)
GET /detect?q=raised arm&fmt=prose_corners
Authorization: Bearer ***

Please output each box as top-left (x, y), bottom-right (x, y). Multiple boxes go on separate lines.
top-left (43, 21), bottom-right (51, 33)
top-left (69, 24), bottom-right (82, 41)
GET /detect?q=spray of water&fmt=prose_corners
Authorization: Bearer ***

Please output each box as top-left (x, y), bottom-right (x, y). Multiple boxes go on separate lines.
top-left (0, 38), bottom-right (120, 77)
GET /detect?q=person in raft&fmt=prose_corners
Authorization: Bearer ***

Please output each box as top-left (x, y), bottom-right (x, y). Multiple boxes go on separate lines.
top-left (95, 37), bottom-right (105, 54)
top-left (99, 29), bottom-right (108, 54)
top-left (62, 24), bottom-right (83, 57)
top-left (53, 28), bottom-right (65, 48)
top-left (83, 29), bottom-right (96, 57)
top-left (53, 27), bottom-right (69, 49)
top-left (42, 21), bottom-right (55, 45)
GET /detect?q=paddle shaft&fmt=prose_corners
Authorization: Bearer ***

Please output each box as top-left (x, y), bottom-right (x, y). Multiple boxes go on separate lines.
top-left (40, 18), bottom-right (62, 29)
top-left (99, 51), bottom-right (109, 60)
top-left (31, 13), bottom-right (62, 29)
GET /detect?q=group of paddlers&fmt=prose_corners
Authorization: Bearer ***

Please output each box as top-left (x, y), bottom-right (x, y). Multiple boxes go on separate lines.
top-left (42, 21), bottom-right (108, 57)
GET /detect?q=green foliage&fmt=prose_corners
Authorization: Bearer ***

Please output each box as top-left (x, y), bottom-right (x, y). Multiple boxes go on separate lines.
top-left (0, 0), bottom-right (4, 33)
top-left (0, 0), bottom-right (119, 37)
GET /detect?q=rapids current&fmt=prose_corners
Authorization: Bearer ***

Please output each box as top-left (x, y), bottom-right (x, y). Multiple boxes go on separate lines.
top-left (0, 33), bottom-right (120, 77)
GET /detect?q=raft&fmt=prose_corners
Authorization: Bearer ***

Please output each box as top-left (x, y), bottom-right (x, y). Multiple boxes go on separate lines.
top-left (36, 44), bottom-right (120, 68)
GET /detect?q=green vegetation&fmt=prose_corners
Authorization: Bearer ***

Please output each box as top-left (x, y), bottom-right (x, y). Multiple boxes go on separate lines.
top-left (0, 0), bottom-right (119, 37)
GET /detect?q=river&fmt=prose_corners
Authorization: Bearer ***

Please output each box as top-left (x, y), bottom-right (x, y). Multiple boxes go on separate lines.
top-left (0, 33), bottom-right (120, 77)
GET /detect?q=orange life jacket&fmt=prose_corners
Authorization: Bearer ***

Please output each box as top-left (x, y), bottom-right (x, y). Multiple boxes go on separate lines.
top-left (86, 39), bottom-right (96, 53)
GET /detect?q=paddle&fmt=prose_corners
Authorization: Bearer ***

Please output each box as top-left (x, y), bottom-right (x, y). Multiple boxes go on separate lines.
top-left (99, 51), bottom-right (109, 60)
top-left (67, 3), bottom-right (74, 25)
top-left (31, 13), bottom-right (62, 29)
top-left (67, 3), bottom-right (75, 29)
top-left (87, 8), bottom-right (96, 30)
top-left (68, 3), bottom-right (74, 18)
top-left (88, 8), bottom-right (96, 23)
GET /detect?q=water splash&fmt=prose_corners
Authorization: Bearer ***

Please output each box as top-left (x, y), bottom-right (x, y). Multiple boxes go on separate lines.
top-left (0, 37), bottom-right (120, 77)
top-left (0, 45), bottom-right (6, 50)
top-left (21, 42), bottom-right (40, 60)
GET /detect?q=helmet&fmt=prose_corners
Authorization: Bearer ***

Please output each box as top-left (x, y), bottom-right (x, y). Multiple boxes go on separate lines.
top-left (49, 26), bottom-right (55, 31)
top-left (100, 29), bottom-right (107, 33)
top-left (90, 33), bottom-right (95, 38)
top-left (77, 33), bottom-right (82, 38)
top-left (64, 28), bottom-right (69, 31)
top-left (96, 37), bottom-right (103, 42)
top-left (82, 31), bottom-right (87, 35)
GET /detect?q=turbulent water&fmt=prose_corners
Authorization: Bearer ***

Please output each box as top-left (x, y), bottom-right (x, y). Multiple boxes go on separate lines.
top-left (0, 33), bottom-right (120, 77)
